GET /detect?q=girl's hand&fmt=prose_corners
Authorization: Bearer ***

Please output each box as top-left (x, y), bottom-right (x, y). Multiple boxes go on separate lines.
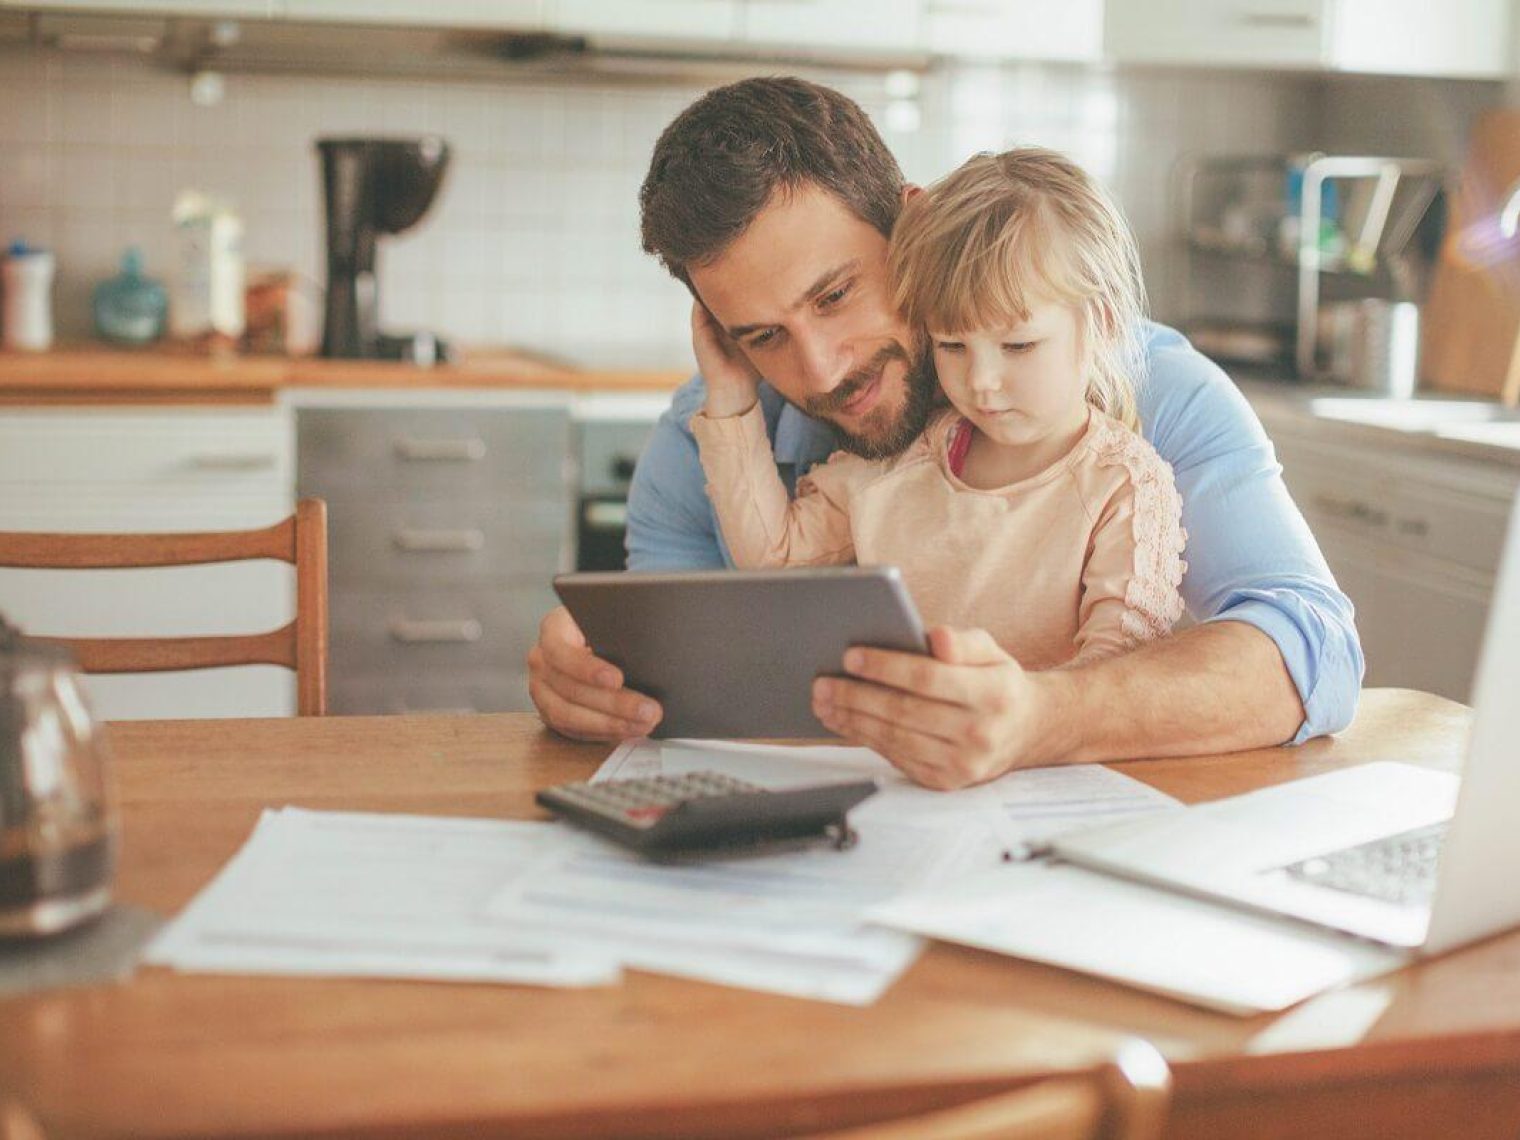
top-left (692, 301), bottom-right (762, 418)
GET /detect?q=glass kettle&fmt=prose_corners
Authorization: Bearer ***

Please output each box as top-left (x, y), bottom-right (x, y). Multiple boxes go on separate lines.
top-left (0, 618), bottom-right (116, 938)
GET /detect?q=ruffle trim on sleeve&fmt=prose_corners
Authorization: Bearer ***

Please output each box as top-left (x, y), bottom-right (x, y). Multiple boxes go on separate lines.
top-left (1090, 418), bottom-right (1189, 645)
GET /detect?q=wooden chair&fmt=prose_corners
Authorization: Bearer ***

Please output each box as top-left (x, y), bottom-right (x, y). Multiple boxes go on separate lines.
top-left (0, 499), bottom-right (328, 716)
top-left (799, 1038), bottom-right (1170, 1140)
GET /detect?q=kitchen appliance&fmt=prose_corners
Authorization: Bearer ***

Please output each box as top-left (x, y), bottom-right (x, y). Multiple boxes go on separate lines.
top-left (317, 136), bottom-right (451, 362)
top-left (573, 403), bottom-right (662, 572)
top-left (0, 619), bottom-right (116, 938)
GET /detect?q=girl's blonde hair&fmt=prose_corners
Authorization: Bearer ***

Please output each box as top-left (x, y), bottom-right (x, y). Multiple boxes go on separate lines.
top-left (888, 148), bottom-right (1147, 431)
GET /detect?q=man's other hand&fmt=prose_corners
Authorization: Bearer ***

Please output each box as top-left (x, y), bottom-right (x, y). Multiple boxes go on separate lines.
top-left (811, 626), bottom-right (1063, 789)
top-left (527, 605), bottom-right (663, 741)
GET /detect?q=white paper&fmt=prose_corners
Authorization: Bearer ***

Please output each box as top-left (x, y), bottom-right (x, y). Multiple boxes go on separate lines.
top-left (867, 861), bottom-right (1407, 1016)
top-left (148, 808), bottom-right (620, 987)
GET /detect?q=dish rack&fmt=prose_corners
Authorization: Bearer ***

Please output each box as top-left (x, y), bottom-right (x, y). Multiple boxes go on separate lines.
top-left (1173, 153), bottom-right (1446, 379)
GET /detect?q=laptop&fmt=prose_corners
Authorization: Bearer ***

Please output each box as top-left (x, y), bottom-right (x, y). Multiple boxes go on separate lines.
top-left (1047, 490), bottom-right (1520, 960)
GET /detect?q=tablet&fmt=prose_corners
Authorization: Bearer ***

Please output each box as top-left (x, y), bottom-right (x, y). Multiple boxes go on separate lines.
top-left (553, 566), bottom-right (928, 739)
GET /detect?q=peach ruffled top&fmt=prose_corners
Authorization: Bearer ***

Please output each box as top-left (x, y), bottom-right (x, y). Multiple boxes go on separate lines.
top-left (692, 404), bottom-right (1187, 668)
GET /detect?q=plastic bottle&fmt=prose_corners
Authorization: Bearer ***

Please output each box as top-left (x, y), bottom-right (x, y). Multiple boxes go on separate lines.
top-left (1, 241), bottom-right (56, 352)
top-left (92, 247), bottom-right (168, 346)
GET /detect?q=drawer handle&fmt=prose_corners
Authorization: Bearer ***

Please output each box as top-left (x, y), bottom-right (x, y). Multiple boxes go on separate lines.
top-left (184, 453), bottom-right (280, 472)
top-left (1397, 517), bottom-right (1431, 538)
top-left (1312, 494), bottom-right (1388, 527)
top-left (394, 437), bottom-right (486, 462)
top-left (1237, 10), bottom-right (1316, 27)
top-left (388, 617), bottom-right (483, 644)
top-left (393, 528), bottom-right (486, 553)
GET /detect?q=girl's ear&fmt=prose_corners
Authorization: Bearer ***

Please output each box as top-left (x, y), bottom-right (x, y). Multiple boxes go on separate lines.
top-left (901, 184), bottom-right (924, 205)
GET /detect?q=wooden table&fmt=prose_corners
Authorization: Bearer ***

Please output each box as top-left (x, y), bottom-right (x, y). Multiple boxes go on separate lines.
top-left (4, 690), bottom-right (1519, 1140)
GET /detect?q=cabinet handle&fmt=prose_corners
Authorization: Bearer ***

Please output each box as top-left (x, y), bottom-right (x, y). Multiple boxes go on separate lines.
top-left (1312, 494), bottom-right (1388, 528)
top-left (924, 1), bottom-right (1001, 12)
top-left (393, 437), bottom-right (486, 462)
top-left (388, 617), bottom-right (483, 644)
top-left (1237, 10), bottom-right (1316, 28)
top-left (184, 453), bottom-right (279, 472)
top-left (1397, 517), bottom-right (1431, 538)
top-left (393, 528), bottom-right (486, 553)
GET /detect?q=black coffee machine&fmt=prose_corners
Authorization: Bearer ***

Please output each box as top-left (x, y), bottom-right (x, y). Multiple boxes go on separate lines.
top-left (317, 136), bottom-right (451, 362)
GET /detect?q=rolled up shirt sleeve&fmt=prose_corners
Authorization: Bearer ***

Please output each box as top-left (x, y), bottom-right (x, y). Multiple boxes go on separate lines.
top-left (1140, 326), bottom-right (1365, 743)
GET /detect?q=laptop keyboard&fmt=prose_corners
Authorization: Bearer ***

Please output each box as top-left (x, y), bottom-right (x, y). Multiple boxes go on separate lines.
top-left (1283, 821), bottom-right (1448, 907)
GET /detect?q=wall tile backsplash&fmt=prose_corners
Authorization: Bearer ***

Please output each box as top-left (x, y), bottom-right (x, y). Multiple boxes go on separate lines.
top-left (0, 47), bottom-right (1493, 369)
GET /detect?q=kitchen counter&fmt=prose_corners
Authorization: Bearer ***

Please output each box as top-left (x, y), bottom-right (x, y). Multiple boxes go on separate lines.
top-left (0, 347), bottom-right (688, 404)
top-left (1238, 378), bottom-right (1520, 470)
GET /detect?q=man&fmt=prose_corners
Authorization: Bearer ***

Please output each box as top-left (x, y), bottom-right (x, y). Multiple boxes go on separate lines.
top-left (528, 77), bottom-right (1362, 788)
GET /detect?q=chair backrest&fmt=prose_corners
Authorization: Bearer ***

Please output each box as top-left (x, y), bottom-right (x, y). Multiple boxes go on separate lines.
top-left (0, 499), bottom-right (328, 716)
top-left (799, 1038), bottom-right (1170, 1140)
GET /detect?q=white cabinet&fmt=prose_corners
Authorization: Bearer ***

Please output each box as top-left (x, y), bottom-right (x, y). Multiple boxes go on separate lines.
top-left (1105, 0), bottom-right (1510, 78)
top-left (547, 0), bottom-right (740, 42)
top-left (740, 0), bottom-right (919, 54)
top-left (280, 0), bottom-right (542, 27)
top-left (0, 1), bottom-right (282, 14)
top-left (1254, 402), bottom-right (1520, 702)
top-left (0, 407), bottom-right (297, 720)
top-left (921, 0), bottom-right (1102, 61)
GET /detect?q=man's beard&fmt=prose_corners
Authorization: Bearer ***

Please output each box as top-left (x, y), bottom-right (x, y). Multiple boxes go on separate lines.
top-left (803, 341), bottom-right (938, 460)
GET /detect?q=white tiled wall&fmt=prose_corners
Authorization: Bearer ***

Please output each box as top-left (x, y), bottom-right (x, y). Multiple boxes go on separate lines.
top-left (0, 47), bottom-right (1469, 370)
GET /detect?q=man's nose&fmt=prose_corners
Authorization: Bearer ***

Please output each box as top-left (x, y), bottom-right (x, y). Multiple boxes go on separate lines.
top-left (794, 330), bottom-right (850, 396)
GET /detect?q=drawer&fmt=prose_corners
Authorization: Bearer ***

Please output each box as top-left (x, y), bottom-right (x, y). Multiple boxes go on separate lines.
top-left (330, 671), bottom-right (532, 715)
top-left (0, 408), bottom-right (292, 487)
top-left (298, 407), bottom-right (571, 496)
top-left (324, 494), bottom-right (570, 585)
top-left (329, 583), bottom-right (557, 675)
top-left (1279, 447), bottom-right (1511, 577)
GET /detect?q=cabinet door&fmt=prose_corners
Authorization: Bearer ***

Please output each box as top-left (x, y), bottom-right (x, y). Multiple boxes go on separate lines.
top-left (1105, 0), bottom-right (1327, 67)
top-left (0, 408), bottom-right (296, 720)
top-left (921, 0), bottom-right (1101, 61)
top-left (1330, 0), bottom-right (1509, 78)
top-left (740, 0), bottom-right (918, 53)
top-left (547, 0), bottom-right (740, 41)
top-left (279, 0), bottom-right (542, 28)
top-left (1317, 531), bottom-right (1493, 702)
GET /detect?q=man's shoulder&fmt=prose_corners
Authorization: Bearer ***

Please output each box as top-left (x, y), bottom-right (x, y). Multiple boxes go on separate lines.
top-left (1139, 321), bottom-right (1267, 457)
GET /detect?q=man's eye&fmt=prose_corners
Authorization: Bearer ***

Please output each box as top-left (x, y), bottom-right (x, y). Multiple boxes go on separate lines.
top-left (819, 283), bottom-right (852, 309)
top-left (1003, 341), bottom-right (1037, 354)
top-left (747, 330), bottom-right (779, 350)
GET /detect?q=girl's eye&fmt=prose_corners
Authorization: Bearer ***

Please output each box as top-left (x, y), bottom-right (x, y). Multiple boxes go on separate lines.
top-left (933, 341), bottom-right (964, 354)
top-left (1002, 341), bottom-right (1037, 354)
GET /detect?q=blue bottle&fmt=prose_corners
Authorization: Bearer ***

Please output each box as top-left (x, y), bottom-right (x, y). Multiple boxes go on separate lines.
top-left (92, 247), bottom-right (168, 345)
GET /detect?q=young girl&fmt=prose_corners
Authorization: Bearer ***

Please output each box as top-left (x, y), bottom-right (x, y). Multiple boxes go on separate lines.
top-left (691, 147), bottom-right (1186, 669)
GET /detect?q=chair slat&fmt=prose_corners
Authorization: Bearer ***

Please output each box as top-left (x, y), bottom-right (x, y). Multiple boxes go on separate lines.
top-left (0, 518), bottom-right (295, 569)
top-left (37, 625), bottom-right (297, 674)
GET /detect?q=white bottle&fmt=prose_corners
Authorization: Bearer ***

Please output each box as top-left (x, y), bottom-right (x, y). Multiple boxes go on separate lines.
top-left (1, 245), bottom-right (56, 352)
top-left (170, 191), bottom-right (245, 342)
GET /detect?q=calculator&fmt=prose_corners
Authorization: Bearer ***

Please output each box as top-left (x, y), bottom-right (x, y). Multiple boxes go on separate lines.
top-left (535, 772), bottom-right (878, 857)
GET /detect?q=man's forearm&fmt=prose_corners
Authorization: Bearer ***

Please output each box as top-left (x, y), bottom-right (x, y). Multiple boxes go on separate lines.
top-left (1031, 621), bottom-right (1306, 765)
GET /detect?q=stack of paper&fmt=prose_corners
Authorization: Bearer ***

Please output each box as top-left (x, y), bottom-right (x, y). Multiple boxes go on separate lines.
top-left (149, 740), bottom-right (1182, 1006)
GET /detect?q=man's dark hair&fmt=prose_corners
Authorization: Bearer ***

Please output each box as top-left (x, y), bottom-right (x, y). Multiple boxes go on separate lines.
top-left (639, 77), bottom-right (905, 286)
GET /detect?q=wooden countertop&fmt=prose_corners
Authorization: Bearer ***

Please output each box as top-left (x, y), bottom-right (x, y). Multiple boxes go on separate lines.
top-left (0, 347), bottom-right (689, 405)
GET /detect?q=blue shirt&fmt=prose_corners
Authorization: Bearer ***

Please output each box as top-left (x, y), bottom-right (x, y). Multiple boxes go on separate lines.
top-left (626, 322), bottom-right (1364, 743)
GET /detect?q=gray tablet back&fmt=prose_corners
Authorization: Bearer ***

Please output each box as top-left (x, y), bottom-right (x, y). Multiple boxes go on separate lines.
top-left (553, 567), bottom-right (928, 739)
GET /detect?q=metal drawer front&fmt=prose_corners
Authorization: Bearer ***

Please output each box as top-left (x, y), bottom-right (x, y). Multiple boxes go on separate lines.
top-left (329, 584), bottom-right (557, 674)
top-left (324, 496), bottom-right (569, 585)
top-left (298, 408), bottom-right (570, 496)
top-left (330, 671), bottom-right (532, 715)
